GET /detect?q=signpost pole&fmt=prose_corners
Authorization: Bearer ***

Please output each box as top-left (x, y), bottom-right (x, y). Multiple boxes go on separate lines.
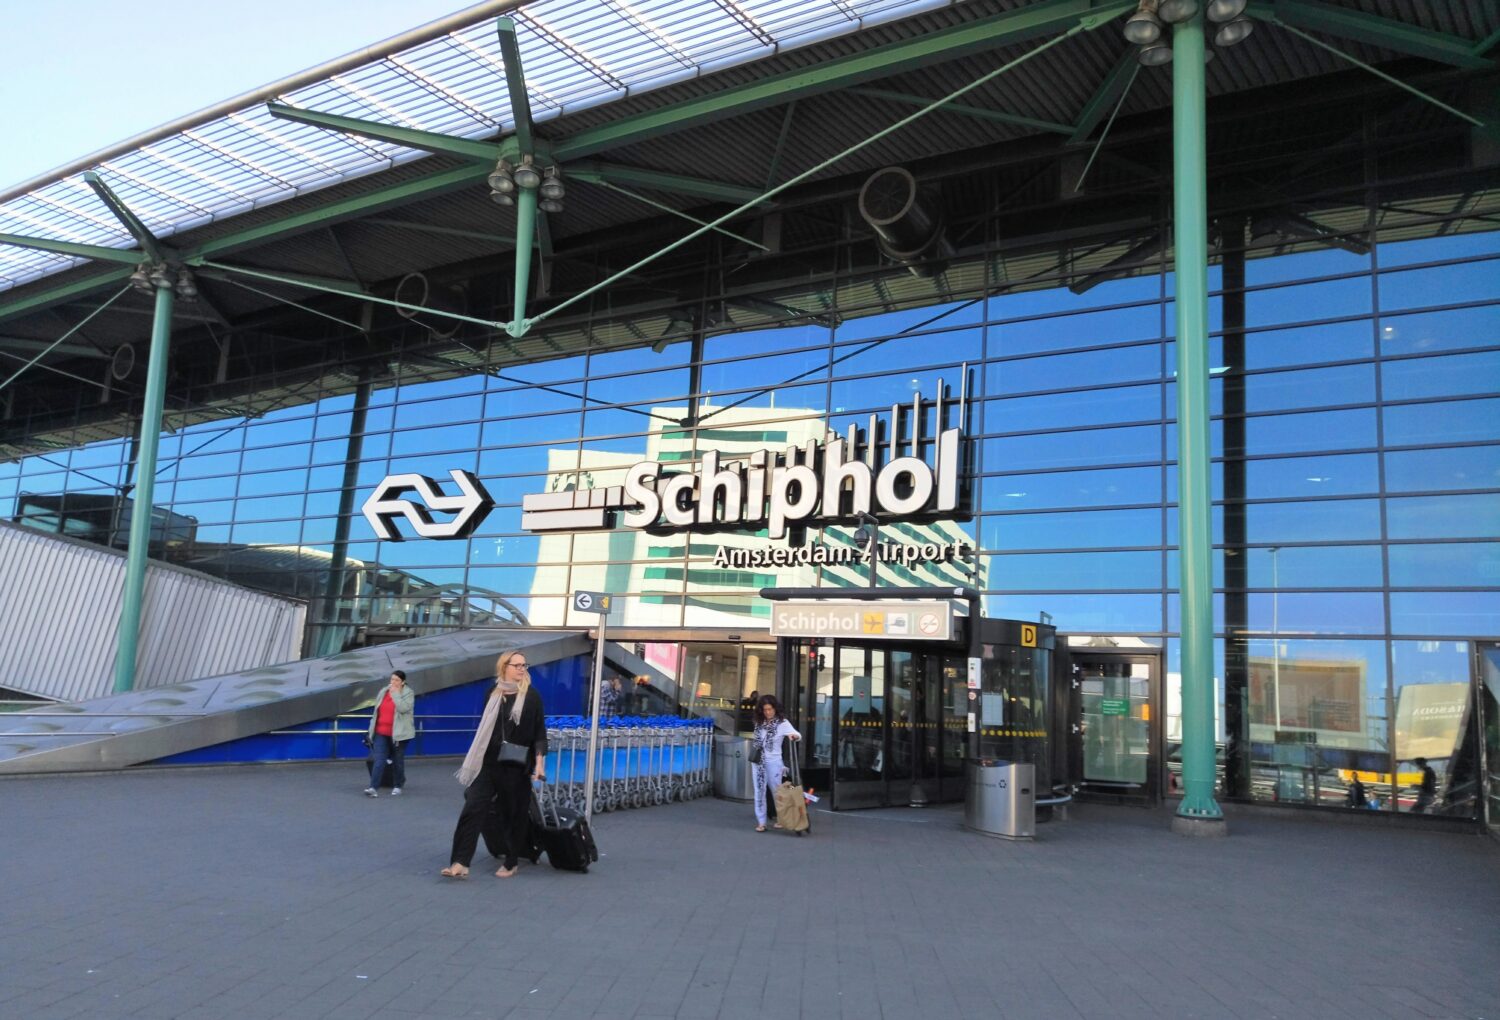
top-left (582, 598), bottom-right (610, 824)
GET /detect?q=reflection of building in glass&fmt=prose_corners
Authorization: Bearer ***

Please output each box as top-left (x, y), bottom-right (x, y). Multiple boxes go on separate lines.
top-left (1393, 683), bottom-right (1469, 762)
top-left (527, 402), bottom-right (982, 627)
top-left (1247, 655), bottom-right (1370, 749)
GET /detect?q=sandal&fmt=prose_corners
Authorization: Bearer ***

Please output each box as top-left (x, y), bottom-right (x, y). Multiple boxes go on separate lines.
top-left (440, 864), bottom-right (470, 879)
top-left (495, 865), bottom-right (518, 878)
top-left (755, 824), bottom-right (766, 832)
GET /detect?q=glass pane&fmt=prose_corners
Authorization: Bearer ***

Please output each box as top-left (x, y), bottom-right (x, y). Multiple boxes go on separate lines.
top-left (989, 303), bottom-right (1162, 357)
top-left (1390, 592), bottom-right (1500, 637)
top-left (1244, 277), bottom-right (1371, 327)
top-left (1384, 397), bottom-right (1500, 446)
top-left (1382, 351), bottom-right (1500, 402)
top-left (1380, 262), bottom-right (1500, 310)
top-left (988, 343), bottom-right (1160, 396)
top-left (1387, 493), bottom-right (1500, 539)
top-left (1080, 659), bottom-right (1150, 783)
top-left (987, 550), bottom-right (1160, 590)
top-left (836, 646), bottom-right (884, 784)
top-left (981, 507), bottom-right (1162, 551)
top-left (1380, 304), bottom-right (1500, 357)
top-left (984, 383), bottom-right (1160, 433)
top-left (1389, 542), bottom-right (1500, 588)
top-left (982, 466), bottom-right (1161, 512)
top-left (1385, 445), bottom-right (1500, 493)
top-left (1392, 639), bottom-right (1478, 817)
top-left (986, 593), bottom-right (1160, 633)
top-left (982, 425), bottom-right (1160, 472)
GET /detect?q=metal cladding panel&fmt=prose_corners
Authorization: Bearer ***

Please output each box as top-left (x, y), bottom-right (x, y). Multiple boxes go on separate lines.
top-left (0, 521), bottom-right (304, 702)
top-left (0, 627), bottom-right (591, 774)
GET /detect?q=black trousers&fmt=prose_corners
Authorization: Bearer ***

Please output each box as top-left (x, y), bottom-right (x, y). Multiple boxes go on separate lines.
top-left (449, 764), bottom-right (531, 868)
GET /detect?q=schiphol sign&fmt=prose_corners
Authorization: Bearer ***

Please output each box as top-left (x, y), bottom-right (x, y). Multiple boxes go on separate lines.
top-left (362, 382), bottom-right (971, 547)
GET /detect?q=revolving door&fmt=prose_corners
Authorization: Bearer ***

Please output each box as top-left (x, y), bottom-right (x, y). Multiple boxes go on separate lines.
top-left (776, 617), bottom-right (1057, 810)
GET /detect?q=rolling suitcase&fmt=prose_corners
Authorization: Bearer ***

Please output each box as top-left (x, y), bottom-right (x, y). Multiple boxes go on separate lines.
top-left (773, 743), bottom-right (811, 836)
top-left (482, 798), bottom-right (543, 864)
top-left (532, 783), bottom-right (599, 873)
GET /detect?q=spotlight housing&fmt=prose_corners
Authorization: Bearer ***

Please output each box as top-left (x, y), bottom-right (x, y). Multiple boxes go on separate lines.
top-left (1214, 15), bottom-right (1254, 46)
top-left (129, 264), bottom-right (153, 293)
top-left (486, 159), bottom-right (515, 194)
top-left (490, 191), bottom-right (515, 207)
top-left (539, 166), bottom-right (565, 201)
top-left (1205, 0), bottom-right (1247, 21)
top-left (512, 156), bottom-right (542, 190)
top-left (1157, 0), bottom-right (1198, 22)
top-left (538, 198), bottom-right (564, 214)
top-left (148, 264), bottom-right (172, 290)
top-left (1138, 39), bottom-right (1174, 65)
top-left (1123, 0), bottom-right (1162, 45)
top-left (173, 268), bottom-right (197, 301)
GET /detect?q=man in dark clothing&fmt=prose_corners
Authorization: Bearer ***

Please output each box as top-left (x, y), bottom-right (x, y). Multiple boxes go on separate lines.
top-left (1411, 757), bottom-right (1437, 813)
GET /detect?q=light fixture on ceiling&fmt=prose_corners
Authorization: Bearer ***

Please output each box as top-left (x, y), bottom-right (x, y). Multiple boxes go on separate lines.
top-left (487, 159), bottom-right (515, 195)
top-left (1214, 15), bottom-right (1254, 47)
top-left (490, 191), bottom-right (515, 207)
top-left (538, 198), bottom-right (563, 213)
top-left (148, 263), bottom-right (173, 290)
top-left (539, 166), bottom-right (565, 201)
top-left (512, 155), bottom-right (542, 190)
top-left (650, 338), bottom-right (671, 353)
top-left (173, 268), bottom-right (198, 301)
top-left (129, 263), bottom-right (153, 294)
top-left (1205, 0), bottom-right (1247, 20)
top-left (1157, 0), bottom-right (1199, 22)
top-left (1123, 0), bottom-right (1163, 44)
top-left (1138, 39), bottom-right (1174, 65)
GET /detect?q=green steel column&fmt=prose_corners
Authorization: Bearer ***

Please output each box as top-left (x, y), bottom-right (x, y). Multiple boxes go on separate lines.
top-left (508, 187), bottom-right (537, 335)
top-left (112, 277), bottom-right (175, 692)
top-left (1171, 12), bottom-right (1226, 833)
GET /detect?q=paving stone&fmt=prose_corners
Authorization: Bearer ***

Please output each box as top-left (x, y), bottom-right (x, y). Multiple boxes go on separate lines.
top-left (0, 760), bottom-right (1496, 1020)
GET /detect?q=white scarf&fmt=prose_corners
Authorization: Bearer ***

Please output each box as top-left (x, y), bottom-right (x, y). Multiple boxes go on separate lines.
top-left (454, 693), bottom-right (503, 787)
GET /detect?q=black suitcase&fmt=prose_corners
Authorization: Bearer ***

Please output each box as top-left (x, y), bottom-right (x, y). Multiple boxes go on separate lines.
top-left (532, 785), bottom-right (599, 873)
top-left (481, 796), bottom-right (543, 864)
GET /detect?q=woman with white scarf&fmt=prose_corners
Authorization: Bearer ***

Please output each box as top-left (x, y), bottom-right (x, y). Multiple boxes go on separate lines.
top-left (441, 649), bottom-right (548, 878)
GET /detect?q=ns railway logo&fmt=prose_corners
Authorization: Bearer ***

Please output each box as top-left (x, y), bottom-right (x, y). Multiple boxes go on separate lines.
top-left (362, 382), bottom-right (972, 542)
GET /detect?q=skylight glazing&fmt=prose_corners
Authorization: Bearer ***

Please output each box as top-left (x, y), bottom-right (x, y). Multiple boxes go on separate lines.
top-left (0, 0), bottom-right (953, 294)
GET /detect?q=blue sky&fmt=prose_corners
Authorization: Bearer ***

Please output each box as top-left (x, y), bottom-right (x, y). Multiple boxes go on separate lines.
top-left (0, 0), bottom-right (474, 190)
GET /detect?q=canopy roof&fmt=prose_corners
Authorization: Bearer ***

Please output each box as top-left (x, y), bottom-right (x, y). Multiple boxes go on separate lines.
top-left (0, 0), bottom-right (1494, 459)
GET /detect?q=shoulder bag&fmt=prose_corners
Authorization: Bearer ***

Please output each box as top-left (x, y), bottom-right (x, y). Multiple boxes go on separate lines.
top-left (496, 700), bottom-right (529, 767)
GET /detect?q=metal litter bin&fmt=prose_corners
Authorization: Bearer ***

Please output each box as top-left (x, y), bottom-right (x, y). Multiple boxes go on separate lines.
top-left (963, 760), bottom-right (1035, 840)
top-left (712, 735), bottom-right (756, 802)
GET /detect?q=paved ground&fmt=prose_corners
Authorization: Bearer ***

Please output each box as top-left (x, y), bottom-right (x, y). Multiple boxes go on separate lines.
top-left (1, 760), bottom-right (1496, 1020)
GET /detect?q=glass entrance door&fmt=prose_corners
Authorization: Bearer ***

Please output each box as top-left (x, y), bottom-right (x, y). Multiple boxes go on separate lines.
top-left (1070, 652), bottom-right (1160, 802)
top-left (834, 644), bottom-right (887, 809)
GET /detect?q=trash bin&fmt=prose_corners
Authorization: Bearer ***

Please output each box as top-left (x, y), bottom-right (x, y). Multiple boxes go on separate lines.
top-left (963, 760), bottom-right (1035, 840)
top-left (712, 735), bottom-right (756, 802)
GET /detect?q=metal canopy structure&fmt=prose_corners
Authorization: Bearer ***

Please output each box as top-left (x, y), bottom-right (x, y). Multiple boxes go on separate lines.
top-left (0, 1), bottom-right (1491, 437)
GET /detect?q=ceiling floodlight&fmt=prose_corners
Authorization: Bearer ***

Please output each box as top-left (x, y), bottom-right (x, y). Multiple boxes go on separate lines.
top-left (129, 264), bottom-right (153, 293)
top-left (1124, 0), bottom-right (1162, 45)
top-left (512, 156), bottom-right (542, 190)
top-left (1214, 15), bottom-right (1254, 46)
top-left (538, 198), bottom-right (563, 213)
top-left (1206, 0), bottom-right (1247, 21)
top-left (539, 166), bottom-right (565, 201)
top-left (1138, 39), bottom-right (1174, 65)
top-left (173, 268), bottom-right (198, 301)
top-left (1157, 0), bottom-right (1198, 22)
top-left (487, 159), bottom-right (515, 194)
top-left (490, 191), bottom-right (515, 207)
top-left (148, 263), bottom-right (172, 289)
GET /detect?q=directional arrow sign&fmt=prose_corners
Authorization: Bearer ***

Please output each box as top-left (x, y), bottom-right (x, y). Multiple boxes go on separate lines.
top-left (362, 470), bottom-right (494, 541)
top-left (573, 590), bottom-right (611, 614)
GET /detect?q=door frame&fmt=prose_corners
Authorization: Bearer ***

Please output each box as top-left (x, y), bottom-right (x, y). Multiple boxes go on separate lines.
top-left (1066, 647), bottom-right (1164, 804)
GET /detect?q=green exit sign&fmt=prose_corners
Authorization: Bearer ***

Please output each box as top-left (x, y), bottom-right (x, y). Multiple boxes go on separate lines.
top-left (1100, 698), bottom-right (1129, 716)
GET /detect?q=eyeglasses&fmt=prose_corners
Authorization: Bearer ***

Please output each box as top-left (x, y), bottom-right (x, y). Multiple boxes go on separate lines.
top-left (508, 662), bottom-right (530, 671)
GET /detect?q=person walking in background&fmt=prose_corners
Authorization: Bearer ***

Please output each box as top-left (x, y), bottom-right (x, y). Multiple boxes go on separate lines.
top-left (364, 670), bottom-right (414, 797)
top-left (442, 649), bottom-right (547, 879)
top-left (1411, 757), bottom-right (1437, 814)
top-left (1345, 770), bottom-right (1368, 809)
top-left (751, 694), bottom-right (800, 832)
top-left (598, 675), bottom-right (623, 718)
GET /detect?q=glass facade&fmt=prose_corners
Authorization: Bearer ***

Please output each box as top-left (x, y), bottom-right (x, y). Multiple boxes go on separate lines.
top-left (3, 163), bottom-right (1496, 818)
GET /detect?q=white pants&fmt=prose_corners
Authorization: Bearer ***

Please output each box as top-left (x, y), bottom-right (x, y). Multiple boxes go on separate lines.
top-left (752, 759), bottom-right (783, 826)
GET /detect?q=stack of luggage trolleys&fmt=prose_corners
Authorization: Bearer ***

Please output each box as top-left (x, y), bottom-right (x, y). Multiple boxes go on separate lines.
top-left (542, 716), bottom-right (713, 813)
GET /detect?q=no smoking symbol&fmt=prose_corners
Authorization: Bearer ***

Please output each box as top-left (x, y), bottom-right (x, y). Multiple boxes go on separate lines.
top-left (918, 613), bottom-right (940, 635)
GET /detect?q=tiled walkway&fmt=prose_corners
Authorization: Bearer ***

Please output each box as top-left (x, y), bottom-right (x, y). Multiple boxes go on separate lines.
top-left (1, 760), bottom-right (1495, 1019)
